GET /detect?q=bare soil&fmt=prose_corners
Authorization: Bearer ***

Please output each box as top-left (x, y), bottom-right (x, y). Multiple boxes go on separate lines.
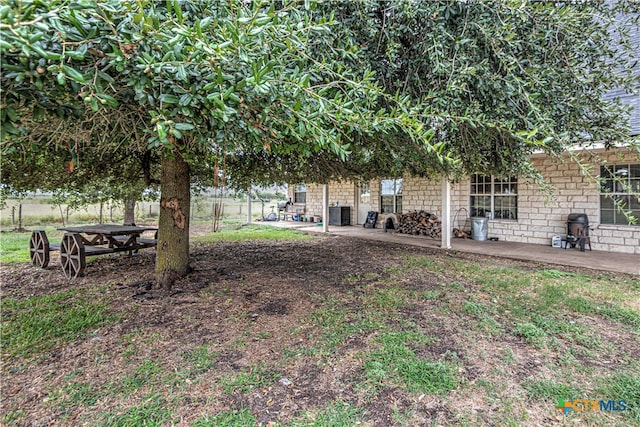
top-left (1, 230), bottom-right (638, 426)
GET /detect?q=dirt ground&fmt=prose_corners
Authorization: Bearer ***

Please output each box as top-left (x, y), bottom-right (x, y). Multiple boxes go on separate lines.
top-left (1, 228), bottom-right (638, 426)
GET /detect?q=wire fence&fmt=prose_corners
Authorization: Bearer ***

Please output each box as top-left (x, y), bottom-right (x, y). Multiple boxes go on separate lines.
top-left (0, 197), bottom-right (286, 227)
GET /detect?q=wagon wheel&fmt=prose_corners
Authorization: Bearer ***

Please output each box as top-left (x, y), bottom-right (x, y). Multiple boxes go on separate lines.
top-left (29, 230), bottom-right (50, 268)
top-left (60, 233), bottom-right (86, 279)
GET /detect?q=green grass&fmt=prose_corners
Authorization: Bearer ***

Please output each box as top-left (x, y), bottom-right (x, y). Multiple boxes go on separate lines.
top-left (597, 368), bottom-right (640, 423)
top-left (364, 331), bottom-right (459, 394)
top-left (0, 228), bottom-right (67, 263)
top-left (368, 287), bottom-right (406, 310)
top-left (529, 314), bottom-right (602, 349)
top-left (514, 323), bottom-right (548, 348)
top-left (220, 364), bottom-right (280, 394)
top-left (307, 302), bottom-right (384, 353)
top-left (524, 379), bottom-right (582, 401)
top-left (534, 285), bottom-right (640, 329)
top-left (62, 381), bottom-right (100, 407)
top-left (192, 224), bottom-right (311, 243)
top-left (99, 394), bottom-right (173, 427)
top-left (462, 265), bottom-right (532, 291)
top-left (117, 360), bottom-right (162, 396)
top-left (181, 345), bottom-right (219, 376)
top-left (290, 401), bottom-right (363, 426)
top-left (539, 268), bottom-right (576, 279)
top-left (399, 255), bottom-right (445, 272)
top-left (0, 231), bottom-right (32, 263)
top-left (192, 409), bottom-right (256, 427)
top-left (1, 288), bottom-right (118, 357)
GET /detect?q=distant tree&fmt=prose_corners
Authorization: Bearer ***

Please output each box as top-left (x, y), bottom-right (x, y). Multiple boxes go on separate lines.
top-left (1, 109), bottom-right (161, 223)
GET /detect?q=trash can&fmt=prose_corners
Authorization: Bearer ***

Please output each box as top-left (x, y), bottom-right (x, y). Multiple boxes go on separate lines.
top-left (471, 217), bottom-right (489, 241)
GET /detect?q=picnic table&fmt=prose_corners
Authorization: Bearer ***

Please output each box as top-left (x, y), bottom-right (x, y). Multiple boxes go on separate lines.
top-left (29, 224), bottom-right (157, 279)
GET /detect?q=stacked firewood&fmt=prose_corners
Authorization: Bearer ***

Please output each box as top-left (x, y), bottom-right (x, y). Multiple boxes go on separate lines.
top-left (395, 210), bottom-right (442, 238)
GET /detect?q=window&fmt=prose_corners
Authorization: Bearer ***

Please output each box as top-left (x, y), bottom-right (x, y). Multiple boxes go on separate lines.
top-left (600, 164), bottom-right (640, 225)
top-left (470, 175), bottom-right (517, 220)
top-left (359, 183), bottom-right (370, 205)
top-left (294, 184), bottom-right (306, 204)
top-left (381, 178), bottom-right (402, 213)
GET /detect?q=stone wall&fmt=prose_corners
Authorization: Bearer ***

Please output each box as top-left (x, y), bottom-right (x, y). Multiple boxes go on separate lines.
top-left (288, 181), bottom-right (357, 225)
top-left (515, 150), bottom-right (640, 254)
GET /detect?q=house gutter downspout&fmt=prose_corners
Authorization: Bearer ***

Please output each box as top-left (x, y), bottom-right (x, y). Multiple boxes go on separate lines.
top-left (322, 184), bottom-right (329, 233)
top-left (441, 179), bottom-right (452, 249)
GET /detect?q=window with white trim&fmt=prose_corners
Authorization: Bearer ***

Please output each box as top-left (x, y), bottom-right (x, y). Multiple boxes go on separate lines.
top-left (470, 175), bottom-right (517, 220)
top-left (294, 184), bottom-right (306, 204)
top-left (380, 178), bottom-right (402, 213)
top-left (600, 164), bottom-right (640, 225)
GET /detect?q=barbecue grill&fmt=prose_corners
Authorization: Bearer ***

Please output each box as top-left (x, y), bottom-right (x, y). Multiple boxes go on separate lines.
top-left (277, 201), bottom-right (290, 213)
top-left (565, 213), bottom-right (591, 251)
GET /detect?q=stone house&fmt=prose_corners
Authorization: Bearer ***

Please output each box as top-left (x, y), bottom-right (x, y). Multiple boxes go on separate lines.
top-left (288, 146), bottom-right (639, 254)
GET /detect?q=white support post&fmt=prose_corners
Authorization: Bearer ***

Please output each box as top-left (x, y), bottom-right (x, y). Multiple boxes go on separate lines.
top-left (246, 189), bottom-right (252, 224)
top-left (441, 179), bottom-right (452, 249)
top-left (322, 184), bottom-right (329, 233)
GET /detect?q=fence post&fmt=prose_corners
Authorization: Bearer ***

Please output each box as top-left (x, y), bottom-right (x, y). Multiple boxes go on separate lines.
top-left (246, 190), bottom-right (252, 224)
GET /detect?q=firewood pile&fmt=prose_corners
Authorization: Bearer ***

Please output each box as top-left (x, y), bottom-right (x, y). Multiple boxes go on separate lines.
top-left (453, 228), bottom-right (471, 239)
top-left (395, 210), bottom-right (442, 238)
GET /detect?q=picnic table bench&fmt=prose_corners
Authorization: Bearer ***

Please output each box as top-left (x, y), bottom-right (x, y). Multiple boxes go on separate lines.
top-left (29, 224), bottom-right (157, 279)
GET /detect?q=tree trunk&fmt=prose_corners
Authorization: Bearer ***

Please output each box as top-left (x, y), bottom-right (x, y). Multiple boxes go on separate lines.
top-left (18, 204), bottom-right (23, 230)
top-left (155, 152), bottom-right (191, 290)
top-left (59, 205), bottom-right (65, 226)
top-left (124, 199), bottom-right (136, 225)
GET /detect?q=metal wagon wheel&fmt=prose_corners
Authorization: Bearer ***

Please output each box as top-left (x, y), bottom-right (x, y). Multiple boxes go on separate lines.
top-left (60, 233), bottom-right (86, 279)
top-left (29, 230), bottom-right (51, 268)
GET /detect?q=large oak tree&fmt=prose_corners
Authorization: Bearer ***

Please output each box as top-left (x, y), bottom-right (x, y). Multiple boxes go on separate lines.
top-left (1, 0), bottom-right (439, 288)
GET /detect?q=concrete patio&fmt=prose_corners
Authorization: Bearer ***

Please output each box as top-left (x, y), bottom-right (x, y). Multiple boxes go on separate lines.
top-left (259, 220), bottom-right (640, 276)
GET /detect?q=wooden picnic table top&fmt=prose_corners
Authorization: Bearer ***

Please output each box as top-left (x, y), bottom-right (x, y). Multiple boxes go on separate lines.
top-left (58, 224), bottom-right (157, 236)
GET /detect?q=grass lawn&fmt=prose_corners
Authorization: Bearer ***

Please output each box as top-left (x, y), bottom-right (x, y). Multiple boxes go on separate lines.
top-left (1, 224), bottom-right (638, 426)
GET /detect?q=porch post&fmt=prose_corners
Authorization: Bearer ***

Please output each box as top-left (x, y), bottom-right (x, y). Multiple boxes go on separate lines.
top-left (441, 179), bottom-right (451, 249)
top-left (246, 188), bottom-right (252, 224)
top-left (322, 184), bottom-right (329, 233)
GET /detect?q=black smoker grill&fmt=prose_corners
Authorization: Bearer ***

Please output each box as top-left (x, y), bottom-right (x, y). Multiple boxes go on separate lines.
top-left (565, 213), bottom-right (591, 251)
top-left (277, 201), bottom-right (290, 212)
